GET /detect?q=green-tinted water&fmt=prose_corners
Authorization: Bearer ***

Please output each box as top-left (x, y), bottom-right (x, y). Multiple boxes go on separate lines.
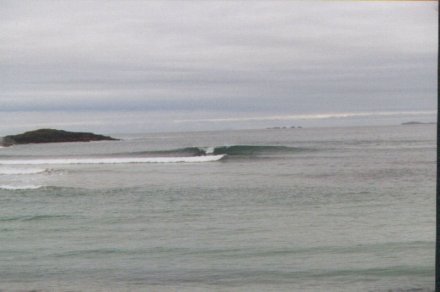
top-left (0, 125), bottom-right (435, 291)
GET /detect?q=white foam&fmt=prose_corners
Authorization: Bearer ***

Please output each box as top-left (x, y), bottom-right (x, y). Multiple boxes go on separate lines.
top-left (204, 147), bottom-right (215, 154)
top-left (0, 168), bottom-right (47, 175)
top-left (0, 155), bottom-right (225, 165)
top-left (0, 185), bottom-right (43, 190)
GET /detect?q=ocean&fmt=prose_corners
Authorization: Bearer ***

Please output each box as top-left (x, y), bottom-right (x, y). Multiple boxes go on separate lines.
top-left (0, 125), bottom-right (435, 291)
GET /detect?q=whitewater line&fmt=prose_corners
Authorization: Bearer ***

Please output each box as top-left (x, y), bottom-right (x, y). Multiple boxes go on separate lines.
top-left (0, 185), bottom-right (43, 190)
top-left (0, 155), bottom-right (226, 165)
top-left (0, 168), bottom-right (47, 175)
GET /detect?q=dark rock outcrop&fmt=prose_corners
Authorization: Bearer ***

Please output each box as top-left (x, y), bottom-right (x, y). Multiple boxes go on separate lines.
top-left (401, 121), bottom-right (435, 126)
top-left (1, 129), bottom-right (118, 146)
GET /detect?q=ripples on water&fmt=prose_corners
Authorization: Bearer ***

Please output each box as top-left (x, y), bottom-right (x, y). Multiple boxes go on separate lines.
top-left (0, 125), bottom-right (435, 291)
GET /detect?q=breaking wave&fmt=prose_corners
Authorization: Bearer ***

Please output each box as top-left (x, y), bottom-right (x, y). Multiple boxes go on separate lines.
top-left (128, 145), bottom-right (308, 157)
top-left (0, 185), bottom-right (43, 190)
top-left (0, 155), bottom-right (225, 165)
top-left (0, 167), bottom-right (48, 175)
top-left (0, 145), bottom-right (307, 166)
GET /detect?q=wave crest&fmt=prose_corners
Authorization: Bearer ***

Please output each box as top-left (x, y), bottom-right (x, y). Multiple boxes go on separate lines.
top-left (0, 185), bottom-right (43, 190)
top-left (0, 155), bottom-right (225, 165)
top-left (0, 145), bottom-right (307, 166)
top-left (109, 145), bottom-right (309, 158)
top-left (0, 168), bottom-right (48, 175)
top-left (209, 145), bottom-right (305, 156)
top-left (134, 145), bottom-right (308, 157)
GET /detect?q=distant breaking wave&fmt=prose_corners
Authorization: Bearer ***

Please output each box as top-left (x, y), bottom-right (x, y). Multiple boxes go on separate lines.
top-left (0, 155), bottom-right (225, 165)
top-left (0, 145), bottom-right (307, 166)
top-left (0, 185), bottom-right (43, 190)
top-left (127, 145), bottom-right (308, 157)
top-left (0, 167), bottom-right (48, 175)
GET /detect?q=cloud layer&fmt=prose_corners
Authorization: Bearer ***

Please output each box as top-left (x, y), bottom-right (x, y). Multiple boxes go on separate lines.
top-left (0, 1), bottom-right (437, 132)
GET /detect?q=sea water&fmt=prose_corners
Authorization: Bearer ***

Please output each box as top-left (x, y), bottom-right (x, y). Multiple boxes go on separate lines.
top-left (0, 125), bottom-right (435, 291)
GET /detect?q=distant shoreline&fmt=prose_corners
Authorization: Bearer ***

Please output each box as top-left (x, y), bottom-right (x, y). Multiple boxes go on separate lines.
top-left (401, 121), bottom-right (436, 126)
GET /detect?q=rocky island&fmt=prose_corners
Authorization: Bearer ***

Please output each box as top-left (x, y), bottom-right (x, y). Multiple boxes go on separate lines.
top-left (1, 129), bottom-right (118, 146)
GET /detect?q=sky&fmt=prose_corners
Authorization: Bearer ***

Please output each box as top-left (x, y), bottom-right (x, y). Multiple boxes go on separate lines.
top-left (0, 1), bottom-right (437, 134)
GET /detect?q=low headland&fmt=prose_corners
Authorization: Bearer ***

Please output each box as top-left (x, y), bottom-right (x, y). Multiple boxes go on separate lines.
top-left (0, 129), bottom-right (118, 147)
top-left (401, 121), bottom-right (436, 126)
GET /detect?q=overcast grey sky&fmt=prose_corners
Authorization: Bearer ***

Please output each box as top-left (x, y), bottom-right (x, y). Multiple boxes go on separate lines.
top-left (0, 1), bottom-right (437, 134)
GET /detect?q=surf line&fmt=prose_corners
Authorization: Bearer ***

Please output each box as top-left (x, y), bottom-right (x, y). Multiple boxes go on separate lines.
top-left (0, 155), bottom-right (226, 165)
